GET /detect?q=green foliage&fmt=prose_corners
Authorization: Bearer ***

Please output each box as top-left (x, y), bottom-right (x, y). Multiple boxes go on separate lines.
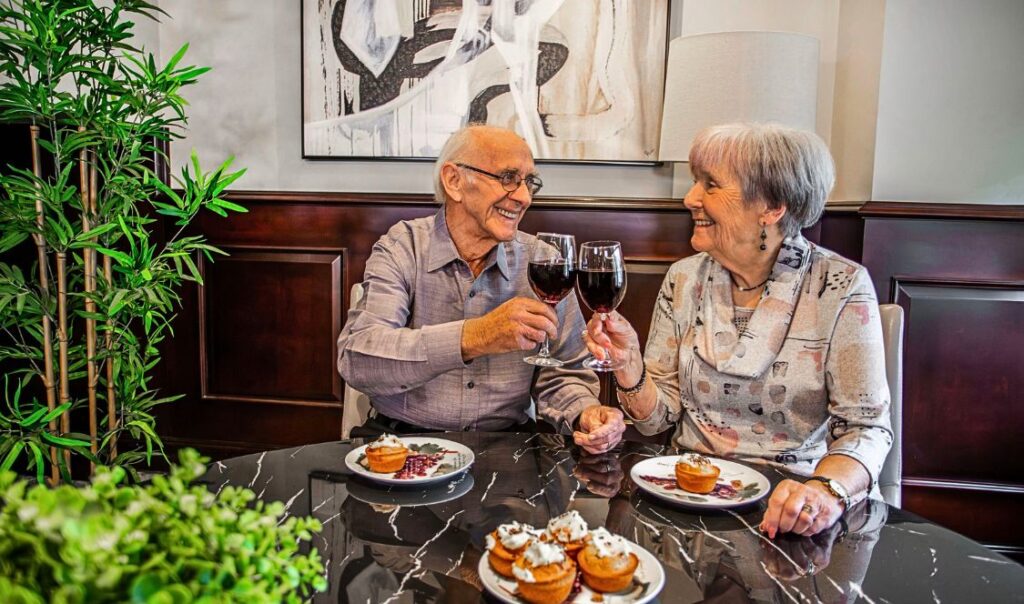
top-left (0, 448), bottom-right (327, 602)
top-left (0, 1), bottom-right (246, 478)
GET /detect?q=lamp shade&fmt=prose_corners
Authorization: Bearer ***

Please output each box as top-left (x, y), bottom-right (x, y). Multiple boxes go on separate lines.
top-left (658, 31), bottom-right (820, 161)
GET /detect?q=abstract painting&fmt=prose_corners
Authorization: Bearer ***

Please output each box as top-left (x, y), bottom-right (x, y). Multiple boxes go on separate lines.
top-left (302, 0), bottom-right (668, 162)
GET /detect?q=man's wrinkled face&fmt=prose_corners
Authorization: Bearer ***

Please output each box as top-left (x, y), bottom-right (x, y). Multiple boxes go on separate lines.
top-left (447, 131), bottom-right (537, 247)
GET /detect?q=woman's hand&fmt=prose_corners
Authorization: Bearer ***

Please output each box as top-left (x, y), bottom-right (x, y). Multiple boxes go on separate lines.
top-left (583, 311), bottom-right (641, 369)
top-left (759, 479), bottom-right (844, 538)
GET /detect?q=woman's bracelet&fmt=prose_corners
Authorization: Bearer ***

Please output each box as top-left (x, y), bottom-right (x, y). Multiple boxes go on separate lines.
top-left (614, 362), bottom-right (646, 395)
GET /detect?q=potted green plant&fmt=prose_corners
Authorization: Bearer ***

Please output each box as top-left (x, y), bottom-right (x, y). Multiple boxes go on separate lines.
top-left (0, 0), bottom-right (246, 481)
top-left (0, 448), bottom-right (327, 602)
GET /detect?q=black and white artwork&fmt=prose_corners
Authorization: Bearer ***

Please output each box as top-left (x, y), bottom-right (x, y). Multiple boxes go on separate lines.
top-left (302, 0), bottom-right (668, 161)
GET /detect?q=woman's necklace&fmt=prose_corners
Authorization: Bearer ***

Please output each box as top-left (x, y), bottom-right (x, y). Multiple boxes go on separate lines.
top-left (730, 273), bottom-right (770, 292)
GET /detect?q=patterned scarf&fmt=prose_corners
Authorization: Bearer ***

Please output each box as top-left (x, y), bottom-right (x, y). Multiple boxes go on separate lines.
top-left (693, 235), bottom-right (813, 379)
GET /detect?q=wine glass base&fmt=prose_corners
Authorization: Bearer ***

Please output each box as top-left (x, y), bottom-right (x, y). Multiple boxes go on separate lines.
top-left (523, 355), bottom-right (565, 367)
top-left (583, 357), bottom-right (625, 372)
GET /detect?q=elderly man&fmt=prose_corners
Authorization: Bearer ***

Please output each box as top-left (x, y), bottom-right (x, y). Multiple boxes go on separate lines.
top-left (337, 125), bottom-right (625, 454)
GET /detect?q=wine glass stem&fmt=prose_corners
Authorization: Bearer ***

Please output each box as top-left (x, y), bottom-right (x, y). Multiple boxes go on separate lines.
top-left (540, 335), bottom-right (550, 358)
top-left (599, 313), bottom-right (612, 362)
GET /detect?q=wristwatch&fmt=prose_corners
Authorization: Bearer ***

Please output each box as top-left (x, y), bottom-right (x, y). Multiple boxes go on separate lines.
top-left (804, 476), bottom-right (851, 510)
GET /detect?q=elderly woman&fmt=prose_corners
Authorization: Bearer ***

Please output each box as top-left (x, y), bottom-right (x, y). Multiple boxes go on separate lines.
top-left (585, 123), bottom-right (892, 538)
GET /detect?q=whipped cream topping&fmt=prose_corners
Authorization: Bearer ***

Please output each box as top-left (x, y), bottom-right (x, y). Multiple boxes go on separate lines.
top-left (367, 434), bottom-right (404, 450)
top-left (680, 452), bottom-right (713, 467)
top-left (496, 521), bottom-right (537, 551)
top-left (512, 541), bottom-right (565, 583)
top-left (588, 527), bottom-right (631, 559)
top-left (547, 510), bottom-right (588, 543)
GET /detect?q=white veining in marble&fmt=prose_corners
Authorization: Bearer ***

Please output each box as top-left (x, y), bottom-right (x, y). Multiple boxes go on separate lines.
top-left (848, 581), bottom-right (877, 604)
top-left (929, 547), bottom-right (938, 577)
top-left (248, 452), bottom-right (266, 488)
top-left (381, 510), bottom-right (465, 604)
top-left (215, 461), bottom-right (226, 473)
top-left (288, 444), bottom-right (307, 458)
top-left (276, 488), bottom-right (304, 525)
top-left (967, 555), bottom-right (1014, 565)
top-left (312, 495), bottom-right (334, 512)
top-left (387, 506), bottom-right (401, 539)
top-left (665, 530), bottom-right (695, 564)
top-left (480, 471), bottom-right (498, 502)
top-left (758, 561), bottom-right (803, 604)
top-left (445, 550), bottom-right (465, 576)
top-left (727, 510), bottom-right (803, 574)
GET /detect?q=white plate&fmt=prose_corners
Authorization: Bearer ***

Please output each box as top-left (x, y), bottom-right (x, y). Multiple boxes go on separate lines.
top-left (478, 538), bottom-right (665, 604)
top-left (630, 455), bottom-right (770, 509)
top-left (344, 437), bottom-right (474, 486)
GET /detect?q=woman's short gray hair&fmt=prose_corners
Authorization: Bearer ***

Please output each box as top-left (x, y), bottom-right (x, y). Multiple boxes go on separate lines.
top-left (433, 124), bottom-right (484, 204)
top-left (689, 123), bottom-right (835, 237)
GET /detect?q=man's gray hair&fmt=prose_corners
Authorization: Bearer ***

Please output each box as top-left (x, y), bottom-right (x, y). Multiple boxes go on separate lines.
top-left (433, 124), bottom-right (485, 204)
top-left (689, 123), bottom-right (835, 237)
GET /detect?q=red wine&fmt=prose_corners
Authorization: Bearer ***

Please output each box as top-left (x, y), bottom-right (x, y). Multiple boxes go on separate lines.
top-left (528, 261), bottom-right (576, 304)
top-left (577, 269), bottom-right (626, 313)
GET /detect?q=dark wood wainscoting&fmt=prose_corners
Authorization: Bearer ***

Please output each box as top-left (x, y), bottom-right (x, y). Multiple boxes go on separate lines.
top-left (861, 202), bottom-right (1024, 560)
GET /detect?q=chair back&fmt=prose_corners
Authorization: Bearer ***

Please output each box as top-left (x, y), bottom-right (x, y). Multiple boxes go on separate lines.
top-left (878, 304), bottom-right (904, 507)
top-left (341, 283), bottom-right (372, 438)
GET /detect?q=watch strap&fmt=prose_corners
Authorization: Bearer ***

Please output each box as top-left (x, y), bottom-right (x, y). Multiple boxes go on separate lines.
top-left (804, 476), bottom-right (850, 509)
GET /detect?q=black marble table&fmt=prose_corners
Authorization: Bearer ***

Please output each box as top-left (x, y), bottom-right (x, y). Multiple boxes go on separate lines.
top-left (203, 433), bottom-right (1023, 603)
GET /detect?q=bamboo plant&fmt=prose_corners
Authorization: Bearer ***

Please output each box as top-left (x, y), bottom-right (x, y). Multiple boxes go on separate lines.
top-left (0, 0), bottom-right (246, 482)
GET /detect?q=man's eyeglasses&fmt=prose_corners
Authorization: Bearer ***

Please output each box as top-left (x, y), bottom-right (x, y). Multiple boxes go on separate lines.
top-left (456, 163), bottom-right (543, 195)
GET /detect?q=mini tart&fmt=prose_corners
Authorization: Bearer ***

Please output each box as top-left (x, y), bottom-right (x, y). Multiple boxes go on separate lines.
top-left (364, 434), bottom-right (409, 473)
top-left (545, 509), bottom-right (588, 560)
top-left (486, 522), bottom-right (537, 579)
top-left (675, 453), bottom-right (720, 494)
top-left (512, 541), bottom-right (577, 604)
top-left (577, 528), bottom-right (640, 593)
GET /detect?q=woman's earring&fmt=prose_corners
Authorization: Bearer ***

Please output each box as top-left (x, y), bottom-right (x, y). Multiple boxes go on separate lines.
top-left (759, 227), bottom-right (767, 251)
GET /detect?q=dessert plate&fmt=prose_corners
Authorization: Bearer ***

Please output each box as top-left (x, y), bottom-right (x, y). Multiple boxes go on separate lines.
top-left (630, 455), bottom-right (770, 509)
top-left (344, 437), bottom-right (474, 486)
top-left (478, 538), bottom-right (665, 604)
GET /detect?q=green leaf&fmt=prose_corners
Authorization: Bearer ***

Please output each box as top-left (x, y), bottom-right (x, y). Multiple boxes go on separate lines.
top-left (96, 247), bottom-right (133, 267)
top-left (0, 441), bottom-right (24, 472)
top-left (40, 433), bottom-right (91, 448)
top-left (26, 441), bottom-right (45, 484)
top-left (19, 406), bottom-right (48, 429)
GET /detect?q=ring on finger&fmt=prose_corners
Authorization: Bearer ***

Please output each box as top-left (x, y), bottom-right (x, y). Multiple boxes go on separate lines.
top-left (801, 503), bottom-right (815, 515)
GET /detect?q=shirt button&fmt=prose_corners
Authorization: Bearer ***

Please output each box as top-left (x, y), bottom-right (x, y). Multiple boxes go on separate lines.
top-left (466, 381), bottom-right (475, 389)
top-left (468, 291), bottom-right (476, 298)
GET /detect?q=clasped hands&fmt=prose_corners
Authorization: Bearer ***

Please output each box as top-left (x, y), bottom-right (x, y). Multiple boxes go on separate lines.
top-left (461, 297), bottom-right (626, 455)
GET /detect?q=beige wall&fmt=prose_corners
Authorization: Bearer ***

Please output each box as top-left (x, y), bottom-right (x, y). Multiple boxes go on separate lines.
top-left (872, 0), bottom-right (1024, 204)
top-left (151, 0), bottom-right (1022, 205)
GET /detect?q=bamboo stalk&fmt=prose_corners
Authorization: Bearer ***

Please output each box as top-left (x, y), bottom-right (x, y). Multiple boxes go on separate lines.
top-left (104, 254), bottom-right (116, 459)
top-left (29, 125), bottom-right (59, 485)
top-left (79, 132), bottom-right (98, 473)
top-left (55, 251), bottom-right (71, 470)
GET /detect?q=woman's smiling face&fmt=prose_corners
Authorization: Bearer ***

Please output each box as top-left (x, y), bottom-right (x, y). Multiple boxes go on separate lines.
top-left (683, 162), bottom-right (768, 265)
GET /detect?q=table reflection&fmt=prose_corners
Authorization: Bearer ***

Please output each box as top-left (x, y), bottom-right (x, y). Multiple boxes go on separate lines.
top-left (203, 433), bottom-right (1024, 603)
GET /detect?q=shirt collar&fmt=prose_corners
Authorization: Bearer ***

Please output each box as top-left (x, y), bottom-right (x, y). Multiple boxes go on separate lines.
top-left (426, 206), bottom-right (512, 281)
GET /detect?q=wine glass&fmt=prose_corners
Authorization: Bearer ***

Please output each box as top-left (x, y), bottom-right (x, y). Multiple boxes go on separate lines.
top-left (524, 233), bottom-right (577, 367)
top-left (577, 241), bottom-right (627, 371)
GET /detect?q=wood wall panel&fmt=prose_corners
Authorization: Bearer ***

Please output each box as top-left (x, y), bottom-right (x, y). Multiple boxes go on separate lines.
top-left (200, 248), bottom-right (343, 404)
top-left (861, 203), bottom-right (1024, 557)
top-left (894, 280), bottom-right (1024, 484)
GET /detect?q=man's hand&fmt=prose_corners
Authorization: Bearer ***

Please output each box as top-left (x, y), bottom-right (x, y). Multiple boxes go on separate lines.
top-left (461, 297), bottom-right (558, 360)
top-left (759, 479), bottom-right (844, 539)
top-left (573, 405), bottom-right (626, 455)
